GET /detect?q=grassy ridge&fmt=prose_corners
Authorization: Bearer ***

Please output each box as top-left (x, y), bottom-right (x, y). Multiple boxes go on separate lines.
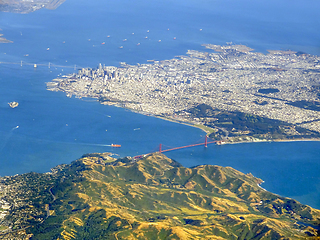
top-left (1, 153), bottom-right (319, 239)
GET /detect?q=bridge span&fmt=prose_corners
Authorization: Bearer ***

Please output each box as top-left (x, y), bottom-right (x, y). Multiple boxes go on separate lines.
top-left (134, 136), bottom-right (225, 159)
top-left (0, 61), bottom-right (78, 70)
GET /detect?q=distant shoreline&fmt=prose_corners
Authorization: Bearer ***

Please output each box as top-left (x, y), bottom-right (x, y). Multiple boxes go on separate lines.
top-left (158, 116), bottom-right (320, 145)
top-left (102, 101), bottom-right (320, 145)
top-left (145, 113), bottom-right (320, 145)
top-left (224, 138), bottom-right (320, 145)
top-left (100, 100), bottom-right (214, 134)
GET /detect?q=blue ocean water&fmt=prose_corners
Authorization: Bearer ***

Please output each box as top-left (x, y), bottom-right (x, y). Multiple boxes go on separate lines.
top-left (0, 0), bottom-right (320, 208)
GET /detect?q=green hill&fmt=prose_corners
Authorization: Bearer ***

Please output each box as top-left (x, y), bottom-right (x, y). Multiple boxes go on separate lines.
top-left (0, 153), bottom-right (319, 239)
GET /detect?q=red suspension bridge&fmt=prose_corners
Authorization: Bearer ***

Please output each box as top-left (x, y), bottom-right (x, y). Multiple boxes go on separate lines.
top-left (134, 136), bottom-right (225, 159)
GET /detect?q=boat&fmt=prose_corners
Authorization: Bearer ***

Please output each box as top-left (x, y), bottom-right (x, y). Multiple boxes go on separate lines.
top-left (8, 101), bottom-right (19, 108)
top-left (111, 144), bottom-right (121, 147)
top-left (119, 46), bottom-right (123, 49)
top-left (101, 42), bottom-right (105, 45)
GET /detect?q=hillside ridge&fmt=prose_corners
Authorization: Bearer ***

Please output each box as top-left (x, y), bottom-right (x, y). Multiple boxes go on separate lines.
top-left (0, 153), bottom-right (319, 239)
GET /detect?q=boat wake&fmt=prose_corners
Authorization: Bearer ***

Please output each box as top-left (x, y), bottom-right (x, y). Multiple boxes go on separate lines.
top-left (0, 126), bottom-right (19, 152)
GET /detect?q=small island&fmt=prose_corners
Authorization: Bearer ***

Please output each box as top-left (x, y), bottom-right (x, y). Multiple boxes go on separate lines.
top-left (8, 102), bottom-right (18, 108)
top-left (0, 34), bottom-right (12, 43)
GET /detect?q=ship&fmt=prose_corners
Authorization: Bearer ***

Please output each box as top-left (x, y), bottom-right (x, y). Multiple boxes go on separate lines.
top-left (111, 144), bottom-right (121, 148)
top-left (8, 101), bottom-right (19, 108)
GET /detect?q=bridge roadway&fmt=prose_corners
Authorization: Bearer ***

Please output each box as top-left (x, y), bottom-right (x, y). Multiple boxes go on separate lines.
top-left (133, 136), bottom-right (224, 159)
top-left (159, 141), bottom-right (217, 153)
top-left (0, 61), bottom-right (78, 69)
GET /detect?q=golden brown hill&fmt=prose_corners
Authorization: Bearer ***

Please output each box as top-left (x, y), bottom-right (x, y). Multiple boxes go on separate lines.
top-left (0, 153), bottom-right (319, 239)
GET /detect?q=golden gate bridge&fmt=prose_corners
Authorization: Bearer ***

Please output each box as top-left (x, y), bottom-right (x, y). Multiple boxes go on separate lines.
top-left (134, 136), bottom-right (225, 159)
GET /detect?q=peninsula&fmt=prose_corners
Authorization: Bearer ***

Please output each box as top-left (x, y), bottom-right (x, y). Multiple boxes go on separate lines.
top-left (0, 153), bottom-right (319, 239)
top-left (47, 44), bottom-right (320, 142)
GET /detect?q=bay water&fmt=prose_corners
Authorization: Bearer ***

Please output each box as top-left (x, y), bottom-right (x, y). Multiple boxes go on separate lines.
top-left (0, 0), bottom-right (319, 208)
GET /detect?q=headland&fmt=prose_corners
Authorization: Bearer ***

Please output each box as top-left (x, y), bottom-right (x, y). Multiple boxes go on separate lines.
top-left (0, 152), bottom-right (319, 239)
top-left (47, 43), bottom-right (320, 143)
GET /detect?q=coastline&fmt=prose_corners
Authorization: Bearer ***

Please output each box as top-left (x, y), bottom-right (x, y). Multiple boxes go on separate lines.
top-left (99, 100), bottom-right (320, 145)
top-left (142, 114), bottom-right (320, 146)
top-left (151, 115), bottom-right (215, 135)
top-left (99, 100), bottom-right (214, 134)
top-left (224, 138), bottom-right (320, 145)
top-left (272, 138), bottom-right (320, 143)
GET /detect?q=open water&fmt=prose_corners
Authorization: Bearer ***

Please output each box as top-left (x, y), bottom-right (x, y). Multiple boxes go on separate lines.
top-left (0, 0), bottom-right (320, 208)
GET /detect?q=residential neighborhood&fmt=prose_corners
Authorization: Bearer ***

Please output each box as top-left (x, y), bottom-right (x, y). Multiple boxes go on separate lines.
top-left (47, 44), bottom-right (320, 134)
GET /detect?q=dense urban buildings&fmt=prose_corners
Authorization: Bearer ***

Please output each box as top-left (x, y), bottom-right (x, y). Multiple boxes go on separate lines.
top-left (47, 44), bottom-right (320, 137)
